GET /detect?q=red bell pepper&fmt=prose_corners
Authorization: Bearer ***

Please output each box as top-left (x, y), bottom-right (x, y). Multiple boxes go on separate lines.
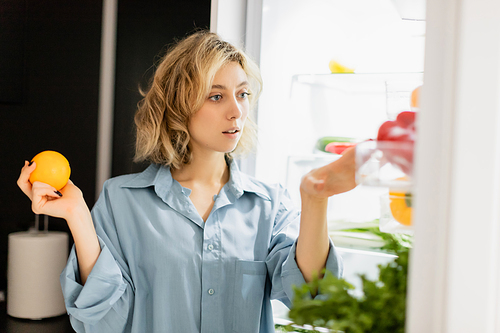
top-left (324, 142), bottom-right (357, 154)
top-left (376, 111), bottom-right (416, 175)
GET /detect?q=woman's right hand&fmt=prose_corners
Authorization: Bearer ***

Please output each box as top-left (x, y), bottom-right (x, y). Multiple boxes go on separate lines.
top-left (17, 160), bottom-right (89, 221)
top-left (18, 160), bottom-right (101, 285)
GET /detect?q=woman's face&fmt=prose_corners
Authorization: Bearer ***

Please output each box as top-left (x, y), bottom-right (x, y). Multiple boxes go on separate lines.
top-left (188, 62), bottom-right (250, 156)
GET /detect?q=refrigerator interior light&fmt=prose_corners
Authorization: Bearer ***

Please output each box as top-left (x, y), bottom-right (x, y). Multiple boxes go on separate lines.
top-left (390, 0), bottom-right (426, 21)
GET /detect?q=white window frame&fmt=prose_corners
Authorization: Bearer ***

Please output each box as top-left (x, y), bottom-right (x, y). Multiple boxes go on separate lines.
top-left (211, 0), bottom-right (263, 177)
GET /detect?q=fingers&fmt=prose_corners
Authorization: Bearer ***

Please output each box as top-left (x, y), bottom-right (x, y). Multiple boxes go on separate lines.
top-left (302, 154), bottom-right (357, 198)
top-left (340, 146), bottom-right (356, 156)
top-left (17, 161), bottom-right (36, 200)
top-left (338, 147), bottom-right (356, 166)
top-left (30, 181), bottom-right (62, 215)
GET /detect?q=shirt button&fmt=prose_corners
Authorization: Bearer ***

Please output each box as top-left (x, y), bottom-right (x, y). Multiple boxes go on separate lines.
top-left (208, 288), bottom-right (215, 295)
top-left (207, 244), bottom-right (214, 251)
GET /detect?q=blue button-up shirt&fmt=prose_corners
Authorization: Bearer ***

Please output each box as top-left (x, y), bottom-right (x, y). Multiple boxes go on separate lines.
top-left (60, 160), bottom-right (343, 333)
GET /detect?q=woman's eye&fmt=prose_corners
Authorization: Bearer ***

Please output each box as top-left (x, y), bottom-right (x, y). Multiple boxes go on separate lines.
top-left (209, 94), bottom-right (222, 102)
top-left (239, 92), bottom-right (250, 99)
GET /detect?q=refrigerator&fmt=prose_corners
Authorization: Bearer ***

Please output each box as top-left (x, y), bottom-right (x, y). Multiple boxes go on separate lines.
top-left (212, 0), bottom-right (500, 331)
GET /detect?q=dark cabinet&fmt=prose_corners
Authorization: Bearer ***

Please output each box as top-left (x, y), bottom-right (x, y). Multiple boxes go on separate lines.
top-left (0, 2), bottom-right (210, 328)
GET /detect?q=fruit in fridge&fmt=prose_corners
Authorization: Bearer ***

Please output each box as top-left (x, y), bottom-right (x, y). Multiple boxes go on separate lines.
top-left (377, 111), bottom-right (416, 175)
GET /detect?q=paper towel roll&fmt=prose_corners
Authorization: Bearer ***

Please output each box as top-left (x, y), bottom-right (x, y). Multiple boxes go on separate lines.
top-left (7, 231), bottom-right (69, 319)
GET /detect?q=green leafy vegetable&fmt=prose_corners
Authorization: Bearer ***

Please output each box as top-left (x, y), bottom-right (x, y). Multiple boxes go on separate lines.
top-left (285, 232), bottom-right (412, 333)
top-left (275, 324), bottom-right (322, 332)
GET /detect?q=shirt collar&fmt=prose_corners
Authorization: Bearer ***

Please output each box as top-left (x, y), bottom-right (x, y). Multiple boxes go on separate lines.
top-left (120, 159), bottom-right (271, 201)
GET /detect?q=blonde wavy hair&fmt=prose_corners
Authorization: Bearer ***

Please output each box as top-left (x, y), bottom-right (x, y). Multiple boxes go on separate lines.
top-left (134, 30), bottom-right (262, 170)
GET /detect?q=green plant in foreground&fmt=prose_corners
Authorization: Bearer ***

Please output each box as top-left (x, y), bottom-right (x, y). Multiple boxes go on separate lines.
top-left (285, 232), bottom-right (412, 333)
top-left (275, 324), bottom-right (321, 333)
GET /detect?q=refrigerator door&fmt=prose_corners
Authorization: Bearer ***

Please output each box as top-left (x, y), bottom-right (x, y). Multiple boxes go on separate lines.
top-left (213, 0), bottom-right (500, 330)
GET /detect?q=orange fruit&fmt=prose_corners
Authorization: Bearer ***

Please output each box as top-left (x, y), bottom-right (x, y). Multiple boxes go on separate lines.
top-left (29, 151), bottom-right (71, 190)
top-left (410, 85), bottom-right (421, 109)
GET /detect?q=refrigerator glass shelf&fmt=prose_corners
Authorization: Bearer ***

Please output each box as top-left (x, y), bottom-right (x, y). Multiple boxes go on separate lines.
top-left (287, 72), bottom-right (423, 141)
top-left (291, 72), bottom-right (423, 94)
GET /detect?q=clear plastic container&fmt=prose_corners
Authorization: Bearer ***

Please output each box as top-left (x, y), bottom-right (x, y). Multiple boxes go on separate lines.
top-left (355, 140), bottom-right (414, 189)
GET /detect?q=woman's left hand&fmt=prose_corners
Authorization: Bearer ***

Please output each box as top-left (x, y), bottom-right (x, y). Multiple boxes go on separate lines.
top-left (300, 147), bottom-right (357, 199)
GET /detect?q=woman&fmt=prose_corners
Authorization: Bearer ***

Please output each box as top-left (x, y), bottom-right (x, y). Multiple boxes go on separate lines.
top-left (17, 30), bottom-right (356, 332)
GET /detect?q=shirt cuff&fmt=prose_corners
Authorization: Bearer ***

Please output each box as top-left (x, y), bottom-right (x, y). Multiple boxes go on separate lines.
top-left (60, 236), bottom-right (128, 326)
top-left (280, 237), bottom-right (344, 302)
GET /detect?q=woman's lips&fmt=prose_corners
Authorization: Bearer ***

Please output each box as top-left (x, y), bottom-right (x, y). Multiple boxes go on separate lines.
top-left (222, 129), bottom-right (240, 139)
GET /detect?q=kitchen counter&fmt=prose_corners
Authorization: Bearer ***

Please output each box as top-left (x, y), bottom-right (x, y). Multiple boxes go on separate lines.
top-left (0, 300), bottom-right (74, 333)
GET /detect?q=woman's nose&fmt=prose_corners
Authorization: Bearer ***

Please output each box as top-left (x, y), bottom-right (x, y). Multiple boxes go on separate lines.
top-left (227, 97), bottom-right (242, 120)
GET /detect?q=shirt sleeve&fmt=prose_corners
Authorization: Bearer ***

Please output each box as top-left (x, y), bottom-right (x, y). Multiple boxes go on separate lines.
top-left (59, 190), bottom-right (135, 332)
top-left (265, 186), bottom-right (344, 308)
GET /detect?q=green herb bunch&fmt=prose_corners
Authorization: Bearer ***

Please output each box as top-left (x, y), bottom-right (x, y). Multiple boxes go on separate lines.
top-left (285, 231), bottom-right (412, 333)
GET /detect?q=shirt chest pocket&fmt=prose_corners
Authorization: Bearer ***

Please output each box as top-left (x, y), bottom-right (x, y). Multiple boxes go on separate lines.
top-left (232, 260), bottom-right (267, 333)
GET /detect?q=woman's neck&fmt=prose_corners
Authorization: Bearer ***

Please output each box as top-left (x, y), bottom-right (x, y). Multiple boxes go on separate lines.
top-left (171, 152), bottom-right (229, 187)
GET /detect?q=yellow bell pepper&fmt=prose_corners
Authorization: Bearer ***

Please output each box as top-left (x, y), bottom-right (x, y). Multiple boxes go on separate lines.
top-left (389, 191), bottom-right (412, 226)
top-left (329, 60), bottom-right (355, 73)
